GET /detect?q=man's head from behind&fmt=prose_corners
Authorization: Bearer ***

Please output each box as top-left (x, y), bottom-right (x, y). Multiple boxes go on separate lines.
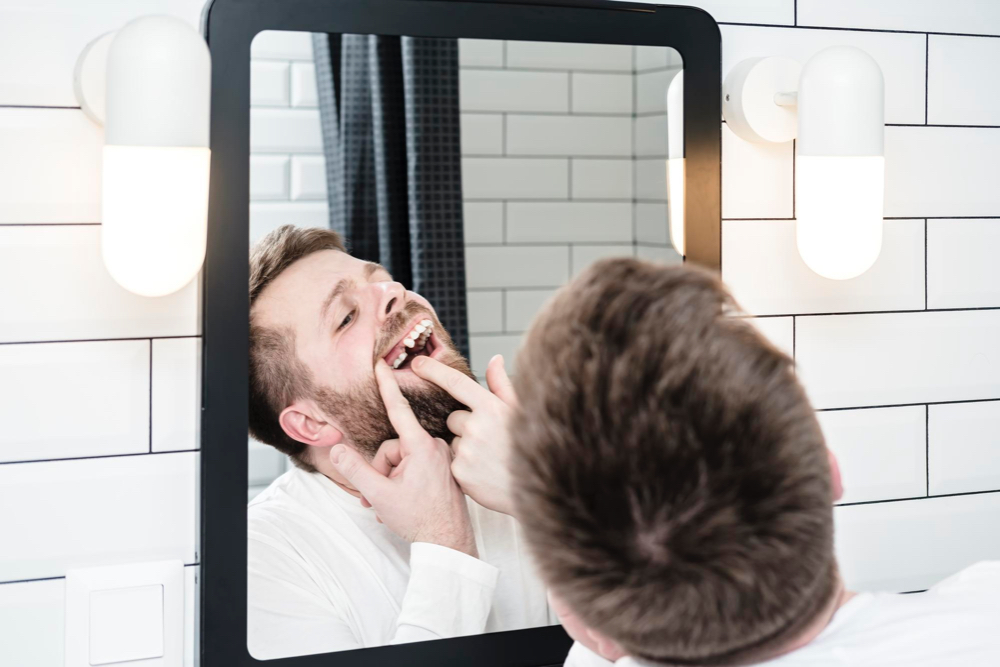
top-left (511, 259), bottom-right (839, 666)
top-left (249, 225), bottom-right (472, 473)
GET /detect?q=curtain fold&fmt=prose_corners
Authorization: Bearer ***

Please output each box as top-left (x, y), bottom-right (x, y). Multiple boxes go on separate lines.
top-left (312, 33), bottom-right (469, 358)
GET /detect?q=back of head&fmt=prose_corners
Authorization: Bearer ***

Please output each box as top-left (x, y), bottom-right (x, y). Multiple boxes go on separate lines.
top-left (510, 258), bottom-right (836, 665)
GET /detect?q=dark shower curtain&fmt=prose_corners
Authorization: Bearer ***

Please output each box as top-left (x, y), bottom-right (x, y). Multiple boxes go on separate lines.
top-left (312, 33), bottom-right (469, 358)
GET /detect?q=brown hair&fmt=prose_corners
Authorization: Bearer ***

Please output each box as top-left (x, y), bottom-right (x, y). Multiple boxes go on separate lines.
top-left (510, 258), bottom-right (835, 666)
top-left (249, 225), bottom-right (347, 471)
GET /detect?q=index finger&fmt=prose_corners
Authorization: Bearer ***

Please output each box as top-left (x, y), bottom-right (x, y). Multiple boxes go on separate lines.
top-left (411, 356), bottom-right (489, 410)
top-left (374, 360), bottom-right (428, 441)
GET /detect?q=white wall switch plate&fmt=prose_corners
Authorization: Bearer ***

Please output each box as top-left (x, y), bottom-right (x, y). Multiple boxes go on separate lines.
top-left (65, 560), bottom-right (184, 667)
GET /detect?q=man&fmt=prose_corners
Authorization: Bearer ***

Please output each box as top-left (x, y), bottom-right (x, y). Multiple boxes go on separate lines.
top-left (503, 258), bottom-right (1000, 666)
top-left (246, 225), bottom-right (552, 659)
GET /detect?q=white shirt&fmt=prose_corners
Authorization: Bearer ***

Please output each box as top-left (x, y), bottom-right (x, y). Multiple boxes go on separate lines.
top-left (247, 467), bottom-right (555, 659)
top-left (565, 561), bottom-right (1000, 667)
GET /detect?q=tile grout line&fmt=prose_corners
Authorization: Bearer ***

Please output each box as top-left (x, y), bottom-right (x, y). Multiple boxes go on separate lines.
top-left (816, 397), bottom-right (1000, 412)
top-left (149, 339), bottom-right (153, 454)
top-left (836, 488), bottom-right (1000, 508)
top-left (0, 335), bottom-right (202, 347)
top-left (717, 22), bottom-right (1000, 39)
top-left (925, 34), bottom-right (930, 125)
top-left (924, 219), bottom-right (929, 310)
top-left (0, 448), bottom-right (201, 467)
top-left (926, 404), bottom-right (931, 496)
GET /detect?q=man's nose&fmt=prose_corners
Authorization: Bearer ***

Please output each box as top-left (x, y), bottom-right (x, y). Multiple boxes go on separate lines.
top-left (374, 281), bottom-right (406, 324)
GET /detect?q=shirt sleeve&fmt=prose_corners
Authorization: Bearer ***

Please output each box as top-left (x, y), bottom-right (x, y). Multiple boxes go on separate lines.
top-left (392, 541), bottom-right (501, 643)
top-left (248, 536), bottom-right (500, 658)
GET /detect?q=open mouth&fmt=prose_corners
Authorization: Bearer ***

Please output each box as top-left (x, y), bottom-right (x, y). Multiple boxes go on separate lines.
top-left (381, 317), bottom-right (439, 371)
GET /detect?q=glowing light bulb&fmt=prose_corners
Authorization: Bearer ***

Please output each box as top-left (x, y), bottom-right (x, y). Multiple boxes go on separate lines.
top-left (795, 46), bottom-right (884, 280)
top-left (666, 70), bottom-right (685, 256)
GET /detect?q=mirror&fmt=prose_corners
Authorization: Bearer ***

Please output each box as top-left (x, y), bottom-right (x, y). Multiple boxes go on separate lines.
top-left (244, 29), bottom-right (683, 660)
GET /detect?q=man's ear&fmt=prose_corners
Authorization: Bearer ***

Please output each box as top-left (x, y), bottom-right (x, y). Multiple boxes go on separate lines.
top-left (828, 448), bottom-right (844, 502)
top-left (585, 628), bottom-right (628, 662)
top-left (279, 400), bottom-right (344, 448)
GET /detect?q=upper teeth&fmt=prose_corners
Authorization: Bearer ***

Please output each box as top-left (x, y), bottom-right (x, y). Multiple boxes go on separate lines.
top-left (392, 319), bottom-right (435, 368)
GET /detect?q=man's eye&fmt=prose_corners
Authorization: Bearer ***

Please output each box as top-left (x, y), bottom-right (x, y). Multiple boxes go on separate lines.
top-left (337, 311), bottom-right (355, 331)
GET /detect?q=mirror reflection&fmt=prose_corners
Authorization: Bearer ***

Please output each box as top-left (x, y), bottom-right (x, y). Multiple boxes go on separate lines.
top-left (246, 30), bottom-right (682, 659)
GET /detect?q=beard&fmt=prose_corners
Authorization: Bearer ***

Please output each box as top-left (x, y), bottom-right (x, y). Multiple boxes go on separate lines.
top-left (314, 316), bottom-right (475, 459)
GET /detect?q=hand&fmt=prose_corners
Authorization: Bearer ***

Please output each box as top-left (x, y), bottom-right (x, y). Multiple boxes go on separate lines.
top-left (328, 360), bottom-right (478, 558)
top-left (411, 354), bottom-right (518, 517)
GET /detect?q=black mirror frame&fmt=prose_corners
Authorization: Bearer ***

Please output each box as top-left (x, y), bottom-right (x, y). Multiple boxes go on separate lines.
top-left (199, 0), bottom-right (720, 665)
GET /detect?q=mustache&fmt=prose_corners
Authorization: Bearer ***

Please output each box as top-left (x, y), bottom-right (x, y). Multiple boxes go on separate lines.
top-left (372, 301), bottom-right (434, 364)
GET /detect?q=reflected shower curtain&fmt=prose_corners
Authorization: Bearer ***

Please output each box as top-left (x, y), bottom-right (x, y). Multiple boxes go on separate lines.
top-left (312, 34), bottom-right (469, 358)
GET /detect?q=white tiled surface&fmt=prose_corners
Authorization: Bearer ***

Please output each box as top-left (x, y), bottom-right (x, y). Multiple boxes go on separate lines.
top-left (723, 219), bottom-right (925, 315)
top-left (819, 406), bottom-right (927, 504)
top-left (290, 62), bottom-right (318, 108)
top-left (0, 226), bottom-right (199, 343)
top-left (465, 246), bottom-right (569, 289)
top-left (151, 338), bottom-right (201, 453)
top-left (721, 123), bottom-right (794, 219)
top-left (746, 316), bottom-right (794, 359)
top-left (834, 493), bottom-right (1000, 592)
top-left (505, 290), bottom-right (557, 333)
top-left (927, 219), bottom-right (1000, 310)
top-left (636, 69), bottom-right (679, 114)
top-left (571, 159), bottom-right (633, 200)
top-left (467, 291), bottom-right (504, 333)
top-left (929, 401), bottom-right (1000, 495)
top-left (0, 341), bottom-right (149, 463)
top-left (505, 115), bottom-right (632, 156)
top-left (462, 158), bottom-right (569, 199)
top-left (458, 38), bottom-right (503, 67)
top-left (721, 25), bottom-right (927, 125)
top-left (460, 70), bottom-right (569, 112)
top-left (469, 335), bottom-right (523, 376)
top-left (885, 126), bottom-right (1000, 218)
top-left (2, 6), bottom-right (1000, 663)
top-left (928, 36), bottom-right (1000, 126)
top-left (250, 108), bottom-right (323, 153)
top-left (571, 73), bottom-right (633, 113)
top-left (0, 452), bottom-right (198, 582)
top-left (250, 155), bottom-right (291, 201)
top-left (250, 202), bottom-right (329, 244)
top-left (463, 203), bottom-right (504, 244)
top-left (796, 311), bottom-right (1000, 409)
top-left (0, 0), bottom-right (207, 106)
top-left (249, 61), bottom-right (290, 107)
top-left (461, 114), bottom-right (504, 155)
top-left (506, 203), bottom-right (633, 243)
top-left (636, 203), bottom-right (669, 245)
top-left (571, 244), bottom-right (636, 278)
top-left (0, 578), bottom-right (64, 667)
top-left (290, 155), bottom-right (327, 201)
top-left (797, 0), bottom-right (1000, 36)
top-left (0, 109), bottom-right (101, 223)
top-left (635, 158), bottom-right (668, 201)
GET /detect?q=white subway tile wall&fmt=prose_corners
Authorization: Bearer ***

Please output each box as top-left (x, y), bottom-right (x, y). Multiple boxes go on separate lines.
top-left (1, 3), bottom-right (999, 662)
top-left (710, 11), bottom-right (1000, 593)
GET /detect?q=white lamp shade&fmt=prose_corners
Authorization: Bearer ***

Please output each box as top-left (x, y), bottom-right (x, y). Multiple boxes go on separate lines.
top-left (102, 145), bottom-right (209, 296)
top-left (796, 46), bottom-right (884, 280)
top-left (665, 70), bottom-right (685, 255)
top-left (101, 16), bottom-right (211, 296)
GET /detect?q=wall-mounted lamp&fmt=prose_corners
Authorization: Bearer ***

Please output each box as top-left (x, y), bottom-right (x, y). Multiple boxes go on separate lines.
top-left (666, 70), bottom-right (685, 256)
top-left (723, 46), bottom-right (885, 280)
top-left (74, 16), bottom-right (211, 297)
